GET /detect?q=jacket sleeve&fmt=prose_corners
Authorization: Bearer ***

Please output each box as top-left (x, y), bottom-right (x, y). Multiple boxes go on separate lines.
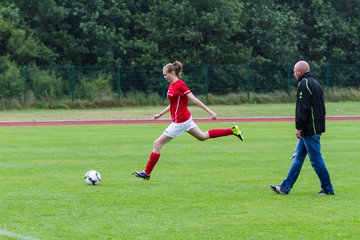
top-left (296, 79), bottom-right (312, 130)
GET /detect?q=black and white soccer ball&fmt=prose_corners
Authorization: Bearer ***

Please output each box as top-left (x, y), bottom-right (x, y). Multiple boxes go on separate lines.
top-left (84, 170), bottom-right (101, 185)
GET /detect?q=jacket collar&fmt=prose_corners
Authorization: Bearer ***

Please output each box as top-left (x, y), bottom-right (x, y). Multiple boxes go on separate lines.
top-left (298, 72), bottom-right (312, 82)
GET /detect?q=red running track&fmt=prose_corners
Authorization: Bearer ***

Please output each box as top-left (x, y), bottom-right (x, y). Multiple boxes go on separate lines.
top-left (0, 116), bottom-right (359, 127)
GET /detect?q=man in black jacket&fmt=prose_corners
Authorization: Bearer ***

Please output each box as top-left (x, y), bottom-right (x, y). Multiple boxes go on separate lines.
top-left (270, 61), bottom-right (334, 195)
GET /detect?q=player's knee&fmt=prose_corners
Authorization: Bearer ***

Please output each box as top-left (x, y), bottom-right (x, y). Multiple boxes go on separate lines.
top-left (195, 133), bottom-right (208, 141)
top-left (153, 140), bottom-right (162, 151)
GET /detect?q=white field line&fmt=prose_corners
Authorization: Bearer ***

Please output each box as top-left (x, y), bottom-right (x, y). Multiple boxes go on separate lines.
top-left (0, 229), bottom-right (39, 240)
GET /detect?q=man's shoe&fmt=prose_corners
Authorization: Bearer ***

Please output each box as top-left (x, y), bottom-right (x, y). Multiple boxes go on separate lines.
top-left (270, 185), bottom-right (288, 195)
top-left (232, 126), bottom-right (244, 141)
top-left (317, 190), bottom-right (335, 196)
top-left (133, 171), bottom-right (150, 180)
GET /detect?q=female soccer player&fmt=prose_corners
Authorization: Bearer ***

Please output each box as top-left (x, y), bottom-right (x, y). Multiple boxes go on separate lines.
top-left (133, 61), bottom-right (244, 180)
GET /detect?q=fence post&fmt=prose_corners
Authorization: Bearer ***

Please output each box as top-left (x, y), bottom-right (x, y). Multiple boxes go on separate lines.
top-left (204, 64), bottom-right (209, 99)
top-left (21, 66), bottom-right (28, 106)
top-left (287, 62), bottom-right (291, 95)
top-left (117, 65), bottom-right (122, 97)
top-left (325, 63), bottom-right (330, 87)
top-left (246, 63), bottom-right (251, 101)
top-left (70, 66), bottom-right (76, 104)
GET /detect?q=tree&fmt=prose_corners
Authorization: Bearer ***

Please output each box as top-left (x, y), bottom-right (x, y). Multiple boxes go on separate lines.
top-left (242, 0), bottom-right (303, 64)
top-left (281, 0), bottom-right (360, 64)
top-left (15, 0), bottom-right (131, 66)
top-left (6, 0), bottom-right (360, 66)
top-left (134, 0), bottom-right (252, 65)
top-left (0, 3), bottom-right (55, 66)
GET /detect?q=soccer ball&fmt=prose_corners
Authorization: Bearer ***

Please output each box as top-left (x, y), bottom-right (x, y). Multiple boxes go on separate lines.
top-left (84, 170), bottom-right (101, 185)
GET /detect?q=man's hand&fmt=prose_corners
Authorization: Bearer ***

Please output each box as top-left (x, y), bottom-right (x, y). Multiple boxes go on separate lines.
top-left (295, 129), bottom-right (302, 139)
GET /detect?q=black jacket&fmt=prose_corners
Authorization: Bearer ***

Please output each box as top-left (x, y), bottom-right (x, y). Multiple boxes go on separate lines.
top-left (295, 72), bottom-right (326, 136)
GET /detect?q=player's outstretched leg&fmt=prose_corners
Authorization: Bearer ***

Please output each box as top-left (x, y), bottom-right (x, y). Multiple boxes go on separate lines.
top-left (189, 125), bottom-right (244, 141)
top-left (208, 125), bottom-right (244, 141)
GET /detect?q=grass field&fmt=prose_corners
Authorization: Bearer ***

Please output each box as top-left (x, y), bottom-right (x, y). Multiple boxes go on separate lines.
top-left (1, 118), bottom-right (359, 239)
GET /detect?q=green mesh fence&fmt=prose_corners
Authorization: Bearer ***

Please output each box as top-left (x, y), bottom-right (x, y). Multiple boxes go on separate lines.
top-left (1, 64), bottom-right (359, 106)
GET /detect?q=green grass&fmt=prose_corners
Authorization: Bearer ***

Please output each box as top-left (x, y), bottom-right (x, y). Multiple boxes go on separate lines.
top-left (0, 101), bottom-right (360, 121)
top-left (0, 120), bottom-right (359, 239)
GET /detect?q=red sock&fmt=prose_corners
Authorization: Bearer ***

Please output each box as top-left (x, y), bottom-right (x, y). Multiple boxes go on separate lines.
top-left (208, 128), bottom-right (233, 138)
top-left (144, 152), bottom-right (160, 175)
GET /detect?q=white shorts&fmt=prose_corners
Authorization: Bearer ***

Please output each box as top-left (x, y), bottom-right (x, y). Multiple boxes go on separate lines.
top-left (163, 118), bottom-right (197, 138)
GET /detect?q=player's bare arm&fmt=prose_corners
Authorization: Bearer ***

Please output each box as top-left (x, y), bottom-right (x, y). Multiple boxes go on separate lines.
top-left (154, 105), bottom-right (170, 119)
top-left (187, 93), bottom-right (217, 120)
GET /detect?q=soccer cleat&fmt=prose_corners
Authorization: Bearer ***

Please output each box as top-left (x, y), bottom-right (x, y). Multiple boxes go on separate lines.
top-left (133, 170), bottom-right (150, 180)
top-left (317, 190), bottom-right (335, 196)
top-left (269, 185), bottom-right (288, 195)
top-left (232, 125), bottom-right (244, 141)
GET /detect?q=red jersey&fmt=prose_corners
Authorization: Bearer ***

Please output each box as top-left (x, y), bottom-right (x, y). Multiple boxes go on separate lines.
top-left (167, 80), bottom-right (191, 123)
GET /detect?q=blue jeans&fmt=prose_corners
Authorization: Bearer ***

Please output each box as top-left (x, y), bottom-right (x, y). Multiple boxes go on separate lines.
top-left (281, 134), bottom-right (334, 193)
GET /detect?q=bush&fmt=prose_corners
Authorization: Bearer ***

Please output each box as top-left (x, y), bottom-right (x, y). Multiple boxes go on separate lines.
top-left (77, 72), bottom-right (112, 100)
top-left (0, 57), bottom-right (22, 109)
top-left (324, 87), bottom-right (360, 102)
top-left (124, 91), bottom-right (164, 106)
top-left (27, 66), bottom-right (63, 101)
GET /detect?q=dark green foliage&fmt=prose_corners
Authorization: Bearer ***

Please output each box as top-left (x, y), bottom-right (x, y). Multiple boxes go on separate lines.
top-left (1, 0), bottom-right (359, 67)
top-left (1, 0), bottom-right (360, 109)
top-left (0, 56), bottom-right (22, 108)
top-left (28, 66), bottom-right (63, 100)
top-left (0, 6), bottom-right (55, 66)
top-left (77, 72), bottom-right (113, 100)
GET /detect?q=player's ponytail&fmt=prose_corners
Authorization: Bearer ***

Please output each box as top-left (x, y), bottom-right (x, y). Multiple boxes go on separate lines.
top-left (164, 60), bottom-right (183, 77)
top-left (173, 61), bottom-right (183, 77)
